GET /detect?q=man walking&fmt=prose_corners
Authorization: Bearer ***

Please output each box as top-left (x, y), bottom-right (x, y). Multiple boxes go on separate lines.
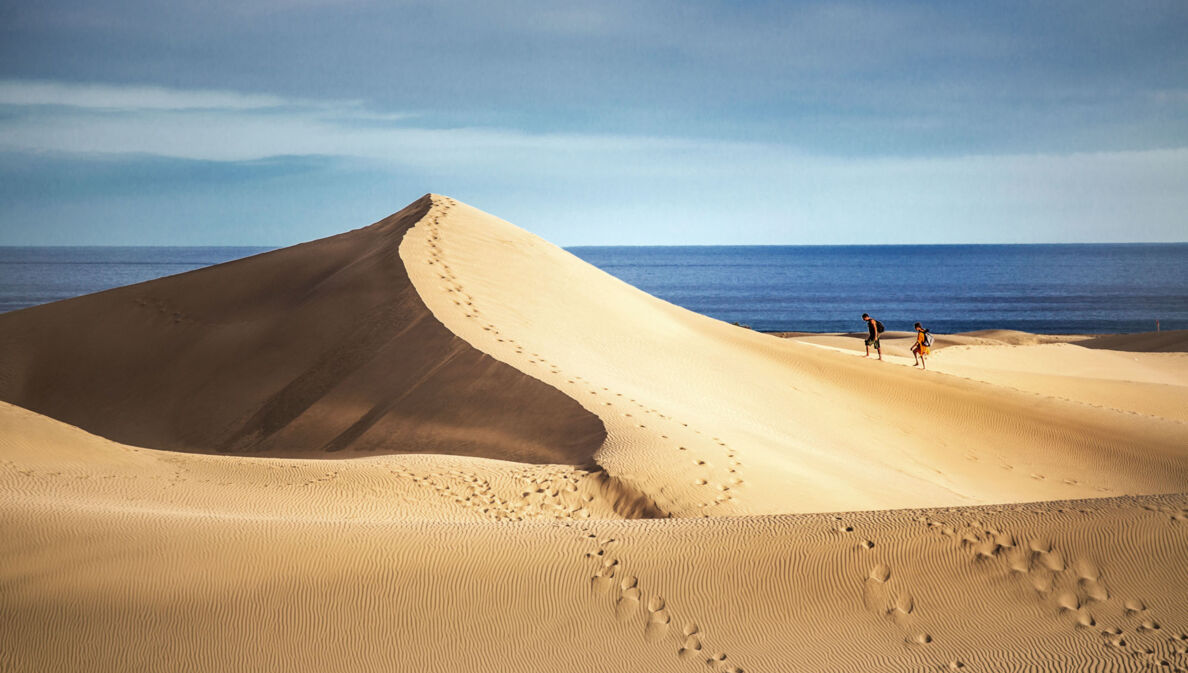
top-left (862, 313), bottom-right (883, 360)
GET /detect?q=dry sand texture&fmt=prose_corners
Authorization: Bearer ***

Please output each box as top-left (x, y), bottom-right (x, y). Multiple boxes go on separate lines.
top-left (3, 194), bottom-right (1187, 672)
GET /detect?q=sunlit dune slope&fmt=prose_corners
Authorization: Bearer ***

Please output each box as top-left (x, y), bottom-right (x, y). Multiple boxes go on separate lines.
top-left (0, 196), bottom-right (604, 462)
top-left (402, 196), bottom-right (1188, 515)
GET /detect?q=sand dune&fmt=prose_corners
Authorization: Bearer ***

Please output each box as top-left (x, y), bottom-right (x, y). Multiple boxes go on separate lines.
top-left (0, 196), bottom-right (603, 463)
top-left (3, 194), bottom-right (1187, 672)
top-left (402, 197), bottom-right (1187, 514)
top-left (1076, 330), bottom-right (1188, 353)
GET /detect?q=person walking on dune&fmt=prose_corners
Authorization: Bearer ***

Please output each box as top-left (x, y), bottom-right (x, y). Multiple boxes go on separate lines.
top-left (911, 322), bottom-right (933, 369)
top-left (862, 313), bottom-right (884, 360)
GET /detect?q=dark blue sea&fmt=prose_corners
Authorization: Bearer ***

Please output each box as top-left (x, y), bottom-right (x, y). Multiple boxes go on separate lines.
top-left (1, 244), bottom-right (1186, 334)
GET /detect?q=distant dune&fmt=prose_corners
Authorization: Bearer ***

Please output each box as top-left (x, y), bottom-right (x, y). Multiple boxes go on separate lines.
top-left (1076, 329), bottom-right (1188, 353)
top-left (2, 194), bottom-right (1186, 672)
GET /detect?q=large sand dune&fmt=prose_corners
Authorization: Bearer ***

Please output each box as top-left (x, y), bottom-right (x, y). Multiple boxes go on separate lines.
top-left (3, 194), bottom-right (1186, 672)
top-left (401, 197), bottom-right (1187, 514)
top-left (0, 196), bottom-right (603, 463)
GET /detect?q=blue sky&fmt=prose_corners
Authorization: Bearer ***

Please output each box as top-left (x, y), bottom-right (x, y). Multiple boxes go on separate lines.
top-left (0, 0), bottom-right (1185, 245)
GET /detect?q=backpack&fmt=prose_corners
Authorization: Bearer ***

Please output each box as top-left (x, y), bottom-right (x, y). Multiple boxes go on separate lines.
top-left (922, 330), bottom-right (934, 347)
top-left (875, 320), bottom-right (885, 334)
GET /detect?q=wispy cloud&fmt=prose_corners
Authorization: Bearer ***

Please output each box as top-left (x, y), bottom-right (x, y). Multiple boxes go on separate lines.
top-left (0, 80), bottom-right (297, 110)
top-left (0, 80), bottom-right (714, 169)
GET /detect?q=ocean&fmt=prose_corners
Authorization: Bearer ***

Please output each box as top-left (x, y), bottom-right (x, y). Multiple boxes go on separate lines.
top-left (2, 244), bottom-right (1186, 334)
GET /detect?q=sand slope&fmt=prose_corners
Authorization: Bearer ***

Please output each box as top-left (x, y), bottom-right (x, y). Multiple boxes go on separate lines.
top-left (2, 194), bottom-right (1187, 673)
top-left (4, 402), bottom-right (1188, 673)
top-left (929, 342), bottom-right (1188, 422)
top-left (402, 197), bottom-right (1188, 515)
top-left (777, 332), bottom-right (1188, 423)
top-left (0, 196), bottom-right (604, 463)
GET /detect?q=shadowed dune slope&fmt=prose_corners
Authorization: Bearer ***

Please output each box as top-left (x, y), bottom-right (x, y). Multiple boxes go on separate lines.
top-left (1077, 330), bottom-right (1188, 353)
top-left (0, 196), bottom-right (604, 462)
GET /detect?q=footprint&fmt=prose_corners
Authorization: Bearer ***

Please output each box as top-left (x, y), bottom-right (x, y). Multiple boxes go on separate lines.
top-left (1039, 550), bottom-right (1065, 572)
top-left (972, 540), bottom-right (999, 559)
top-left (1028, 538), bottom-right (1052, 554)
top-left (1082, 578), bottom-right (1109, 602)
top-left (1055, 591), bottom-right (1080, 611)
top-left (645, 608), bottom-right (670, 642)
top-left (591, 559), bottom-right (618, 594)
top-left (615, 587), bottom-right (641, 620)
top-left (863, 564), bottom-right (892, 611)
top-left (677, 636), bottom-right (702, 659)
top-left (1072, 558), bottom-right (1100, 581)
top-left (1001, 547), bottom-right (1030, 573)
top-left (893, 593), bottom-right (915, 615)
top-left (591, 571), bottom-right (615, 594)
top-left (1029, 570), bottom-right (1055, 594)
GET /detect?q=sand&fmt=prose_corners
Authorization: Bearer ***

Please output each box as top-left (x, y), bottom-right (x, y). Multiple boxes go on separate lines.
top-left (2, 194), bottom-right (1186, 672)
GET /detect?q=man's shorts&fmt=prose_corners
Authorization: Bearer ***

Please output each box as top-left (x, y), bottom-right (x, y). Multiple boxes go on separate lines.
top-left (865, 337), bottom-right (881, 349)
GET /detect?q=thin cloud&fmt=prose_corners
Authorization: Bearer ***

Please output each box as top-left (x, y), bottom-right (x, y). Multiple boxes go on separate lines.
top-left (0, 81), bottom-right (713, 168)
top-left (0, 80), bottom-right (295, 110)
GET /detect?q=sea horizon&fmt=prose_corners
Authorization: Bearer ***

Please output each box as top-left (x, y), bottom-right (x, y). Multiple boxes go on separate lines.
top-left (3, 242), bottom-right (1186, 334)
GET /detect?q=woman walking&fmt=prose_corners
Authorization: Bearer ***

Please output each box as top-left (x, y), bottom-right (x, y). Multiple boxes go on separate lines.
top-left (911, 322), bottom-right (932, 369)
